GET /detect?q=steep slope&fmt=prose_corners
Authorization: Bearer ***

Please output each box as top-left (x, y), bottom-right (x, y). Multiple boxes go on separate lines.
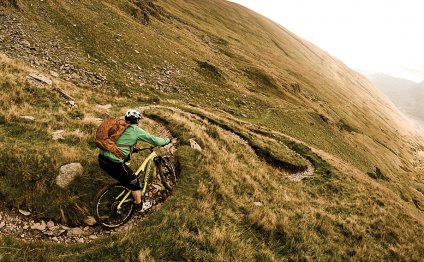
top-left (1, 0), bottom-right (424, 260)
top-left (2, 0), bottom-right (421, 174)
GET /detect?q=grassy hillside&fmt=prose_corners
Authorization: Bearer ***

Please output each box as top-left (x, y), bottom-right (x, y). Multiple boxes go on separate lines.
top-left (1, 0), bottom-right (424, 260)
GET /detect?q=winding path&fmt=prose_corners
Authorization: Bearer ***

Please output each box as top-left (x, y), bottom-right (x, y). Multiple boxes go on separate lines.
top-left (139, 104), bottom-right (315, 180)
top-left (0, 105), bottom-right (316, 244)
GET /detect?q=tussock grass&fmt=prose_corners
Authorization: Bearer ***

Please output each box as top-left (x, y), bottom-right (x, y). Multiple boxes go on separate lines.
top-left (195, 60), bottom-right (224, 80)
top-left (176, 107), bottom-right (310, 171)
top-left (0, 55), bottom-right (168, 224)
top-left (242, 66), bottom-right (278, 90)
top-left (1, 107), bottom-right (424, 261)
top-left (1, 0), bottom-right (424, 260)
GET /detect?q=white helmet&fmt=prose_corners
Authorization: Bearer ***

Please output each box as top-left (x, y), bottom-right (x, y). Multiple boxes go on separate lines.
top-left (125, 109), bottom-right (142, 123)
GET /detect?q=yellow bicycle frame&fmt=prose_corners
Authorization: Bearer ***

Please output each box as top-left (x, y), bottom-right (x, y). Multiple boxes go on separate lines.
top-left (116, 150), bottom-right (158, 210)
top-left (135, 150), bottom-right (158, 194)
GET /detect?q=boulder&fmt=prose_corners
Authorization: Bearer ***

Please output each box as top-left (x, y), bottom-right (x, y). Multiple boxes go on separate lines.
top-left (28, 73), bottom-right (52, 86)
top-left (56, 163), bottom-right (83, 188)
top-left (66, 100), bottom-right (77, 109)
top-left (189, 139), bottom-right (202, 151)
top-left (21, 40), bottom-right (31, 47)
top-left (50, 70), bottom-right (59, 78)
top-left (68, 227), bottom-right (84, 236)
top-left (47, 220), bottom-right (55, 228)
top-left (33, 221), bottom-right (47, 231)
top-left (84, 216), bottom-right (96, 226)
top-left (44, 229), bottom-right (66, 237)
top-left (52, 130), bottom-right (65, 140)
top-left (19, 116), bottom-right (35, 121)
top-left (152, 184), bottom-right (163, 191)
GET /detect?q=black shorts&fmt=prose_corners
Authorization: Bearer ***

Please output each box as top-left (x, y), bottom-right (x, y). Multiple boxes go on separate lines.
top-left (98, 154), bottom-right (141, 191)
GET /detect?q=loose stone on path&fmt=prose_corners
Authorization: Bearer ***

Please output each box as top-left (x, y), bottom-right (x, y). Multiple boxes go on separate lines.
top-left (18, 209), bottom-right (31, 216)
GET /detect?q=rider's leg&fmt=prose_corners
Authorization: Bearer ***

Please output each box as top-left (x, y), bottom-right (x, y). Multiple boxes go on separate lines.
top-left (99, 155), bottom-right (142, 203)
top-left (132, 190), bottom-right (142, 204)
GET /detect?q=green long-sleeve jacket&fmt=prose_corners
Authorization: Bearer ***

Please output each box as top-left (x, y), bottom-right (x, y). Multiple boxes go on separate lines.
top-left (100, 124), bottom-right (170, 163)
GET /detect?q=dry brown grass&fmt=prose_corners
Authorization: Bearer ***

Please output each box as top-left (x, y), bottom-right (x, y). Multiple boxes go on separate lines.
top-left (143, 108), bottom-right (424, 260)
top-left (1, 0), bottom-right (424, 260)
top-left (138, 248), bottom-right (155, 262)
top-left (0, 54), bottom-right (167, 223)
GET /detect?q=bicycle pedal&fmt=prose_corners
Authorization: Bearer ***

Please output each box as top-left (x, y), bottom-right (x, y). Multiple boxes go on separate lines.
top-left (142, 201), bottom-right (152, 211)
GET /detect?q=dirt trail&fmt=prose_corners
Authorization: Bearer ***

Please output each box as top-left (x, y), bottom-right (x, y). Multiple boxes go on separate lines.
top-left (151, 105), bottom-right (424, 228)
top-left (0, 121), bottom-right (175, 244)
top-left (0, 183), bottom-right (175, 244)
top-left (0, 105), bottom-right (316, 244)
top-left (139, 105), bottom-right (315, 181)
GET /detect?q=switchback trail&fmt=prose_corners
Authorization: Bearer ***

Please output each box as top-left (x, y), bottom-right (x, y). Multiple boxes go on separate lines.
top-left (139, 104), bottom-right (315, 180)
top-left (0, 105), bottom-right (316, 244)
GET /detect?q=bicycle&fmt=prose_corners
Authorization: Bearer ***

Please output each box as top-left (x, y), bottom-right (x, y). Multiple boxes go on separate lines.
top-left (93, 146), bottom-right (177, 229)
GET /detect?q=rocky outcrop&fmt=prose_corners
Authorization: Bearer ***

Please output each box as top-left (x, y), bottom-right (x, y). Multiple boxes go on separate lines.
top-left (27, 72), bottom-right (52, 85)
top-left (56, 163), bottom-right (83, 188)
top-left (0, 13), bottom-right (108, 88)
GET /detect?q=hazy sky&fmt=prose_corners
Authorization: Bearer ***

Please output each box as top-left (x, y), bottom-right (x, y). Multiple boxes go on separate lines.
top-left (228, 0), bottom-right (424, 83)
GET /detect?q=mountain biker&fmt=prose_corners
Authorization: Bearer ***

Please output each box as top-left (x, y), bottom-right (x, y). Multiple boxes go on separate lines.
top-left (98, 109), bottom-right (170, 209)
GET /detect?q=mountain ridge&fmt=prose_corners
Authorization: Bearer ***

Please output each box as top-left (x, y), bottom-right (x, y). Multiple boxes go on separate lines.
top-left (364, 71), bottom-right (424, 131)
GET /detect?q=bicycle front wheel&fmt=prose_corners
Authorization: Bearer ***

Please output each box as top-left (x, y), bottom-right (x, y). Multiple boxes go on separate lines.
top-left (93, 183), bottom-right (135, 229)
top-left (156, 156), bottom-right (177, 191)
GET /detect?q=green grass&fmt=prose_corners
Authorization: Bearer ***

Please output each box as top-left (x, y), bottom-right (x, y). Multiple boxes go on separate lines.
top-left (1, 0), bottom-right (424, 260)
top-left (0, 98), bottom-right (423, 261)
top-left (4, 108), bottom-right (424, 261)
top-left (252, 107), bottom-right (376, 173)
top-left (162, 107), bottom-right (310, 171)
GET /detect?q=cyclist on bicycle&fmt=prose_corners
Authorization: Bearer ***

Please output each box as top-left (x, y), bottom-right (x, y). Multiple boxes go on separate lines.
top-left (98, 109), bottom-right (170, 209)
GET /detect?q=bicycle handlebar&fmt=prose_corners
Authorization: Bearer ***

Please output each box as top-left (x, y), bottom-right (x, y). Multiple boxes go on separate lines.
top-left (133, 139), bottom-right (175, 154)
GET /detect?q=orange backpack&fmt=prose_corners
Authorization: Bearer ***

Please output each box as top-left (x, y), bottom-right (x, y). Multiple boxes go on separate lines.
top-left (95, 118), bottom-right (130, 159)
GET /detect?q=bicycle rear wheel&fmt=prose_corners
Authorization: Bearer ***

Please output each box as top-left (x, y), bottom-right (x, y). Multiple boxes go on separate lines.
top-left (93, 183), bottom-right (135, 229)
top-left (155, 156), bottom-right (177, 191)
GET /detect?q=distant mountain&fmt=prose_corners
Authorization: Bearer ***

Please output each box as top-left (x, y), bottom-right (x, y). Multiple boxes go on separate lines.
top-left (362, 72), bottom-right (416, 111)
top-left (409, 80), bottom-right (424, 117)
top-left (363, 72), bottom-right (424, 131)
top-left (406, 80), bottom-right (424, 132)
